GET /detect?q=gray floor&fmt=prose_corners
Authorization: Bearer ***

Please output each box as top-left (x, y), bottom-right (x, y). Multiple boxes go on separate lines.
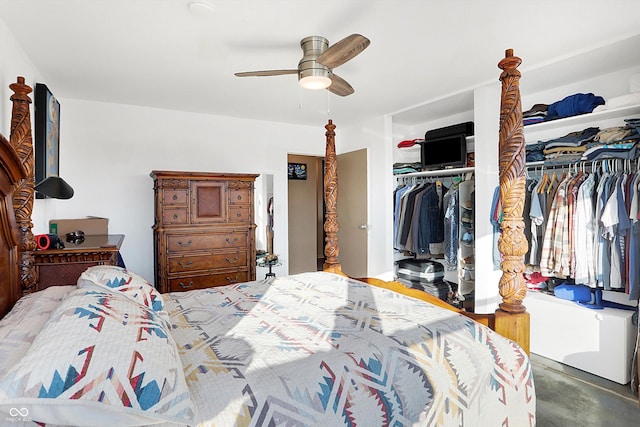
top-left (532, 353), bottom-right (640, 426)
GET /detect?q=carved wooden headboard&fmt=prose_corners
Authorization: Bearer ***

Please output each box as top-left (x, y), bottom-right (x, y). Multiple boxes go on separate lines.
top-left (0, 77), bottom-right (36, 319)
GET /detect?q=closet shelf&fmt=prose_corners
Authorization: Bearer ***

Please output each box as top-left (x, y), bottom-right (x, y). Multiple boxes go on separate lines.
top-left (524, 103), bottom-right (640, 136)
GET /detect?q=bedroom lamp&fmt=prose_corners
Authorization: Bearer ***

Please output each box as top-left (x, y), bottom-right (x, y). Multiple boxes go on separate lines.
top-left (34, 175), bottom-right (74, 199)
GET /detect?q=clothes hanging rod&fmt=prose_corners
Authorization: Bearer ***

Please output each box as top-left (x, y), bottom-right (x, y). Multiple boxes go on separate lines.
top-left (395, 166), bottom-right (475, 179)
top-left (527, 158), bottom-right (638, 171)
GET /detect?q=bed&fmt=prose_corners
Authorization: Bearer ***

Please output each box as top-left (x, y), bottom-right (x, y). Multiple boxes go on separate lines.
top-left (0, 50), bottom-right (536, 426)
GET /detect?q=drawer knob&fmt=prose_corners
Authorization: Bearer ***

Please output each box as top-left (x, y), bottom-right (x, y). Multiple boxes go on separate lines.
top-left (226, 275), bottom-right (240, 283)
top-left (225, 256), bottom-right (239, 264)
top-left (173, 194), bottom-right (178, 200)
top-left (178, 260), bottom-right (193, 268)
top-left (179, 281), bottom-right (193, 289)
top-left (237, 195), bottom-right (242, 200)
top-left (225, 237), bottom-right (239, 245)
top-left (178, 239), bottom-right (193, 247)
top-left (173, 214), bottom-right (179, 220)
top-left (237, 213), bottom-right (242, 218)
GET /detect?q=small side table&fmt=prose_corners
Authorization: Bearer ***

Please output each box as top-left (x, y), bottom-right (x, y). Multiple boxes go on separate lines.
top-left (257, 259), bottom-right (281, 279)
top-left (33, 234), bottom-right (124, 289)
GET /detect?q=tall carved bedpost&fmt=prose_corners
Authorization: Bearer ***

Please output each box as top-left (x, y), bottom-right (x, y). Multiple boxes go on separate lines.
top-left (323, 119), bottom-right (342, 273)
top-left (9, 77), bottom-right (37, 293)
top-left (495, 50), bottom-right (530, 354)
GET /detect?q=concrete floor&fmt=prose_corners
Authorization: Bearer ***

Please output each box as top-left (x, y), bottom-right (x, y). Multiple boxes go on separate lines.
top-left (532, 353), bottom-right (640, 426)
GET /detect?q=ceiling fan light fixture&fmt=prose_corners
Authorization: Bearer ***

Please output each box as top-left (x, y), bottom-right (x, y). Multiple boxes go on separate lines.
top-left (299, 75), bottom-right (331, 90)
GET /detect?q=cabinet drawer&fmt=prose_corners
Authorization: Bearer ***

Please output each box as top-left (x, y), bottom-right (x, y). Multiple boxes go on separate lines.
top-left (229, 207), bottom-right (250, 223)
top-left (169, 271), bottom-right (248, 291)
top-left (163, 189), bottom-right (188, 205)
top-left (168, 251), bottom-right (249, 273)
top-left (229, 188), bottom-right (251, 205)
top-left (167, 232), bottom-right (247, 253)
top-left (162, 208), bottom-right (188, 224)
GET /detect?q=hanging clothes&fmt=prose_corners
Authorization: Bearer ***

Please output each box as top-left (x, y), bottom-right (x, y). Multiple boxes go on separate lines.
top-left (526, 160), bottom-right (639, 300)
top-left (443, 185), bottom-right (459, 269)
top-left (393, 179), bottom-right (450, 256)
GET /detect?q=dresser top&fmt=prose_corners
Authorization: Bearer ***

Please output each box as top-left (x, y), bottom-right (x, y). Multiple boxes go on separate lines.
top-left (150, 170), bottom-right (259, 180)
top-left (35, 234), bottom-right (125, 254)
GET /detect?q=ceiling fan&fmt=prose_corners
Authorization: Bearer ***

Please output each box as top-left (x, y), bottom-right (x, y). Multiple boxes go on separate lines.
top-left (234, 34), bottom-right (370, 97)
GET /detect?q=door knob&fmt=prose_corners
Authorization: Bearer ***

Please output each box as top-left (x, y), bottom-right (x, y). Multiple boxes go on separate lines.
top-left (359, 224), bottom-right (368, 230)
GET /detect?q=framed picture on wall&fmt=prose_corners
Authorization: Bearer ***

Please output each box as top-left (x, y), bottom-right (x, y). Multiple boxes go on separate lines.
top-left (34, 83), bottom-right (60, 198)
top-left (288, 162), bottom-right (307, 180)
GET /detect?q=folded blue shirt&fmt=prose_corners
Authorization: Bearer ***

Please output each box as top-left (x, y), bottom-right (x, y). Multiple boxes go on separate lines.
top-left (546, 93), bottom-right (605, 120)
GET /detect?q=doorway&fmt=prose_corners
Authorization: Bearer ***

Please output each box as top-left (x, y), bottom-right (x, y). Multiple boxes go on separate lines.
top-left (287, 154), bottom-right (323, 274)
top-left (287, 148), bottom-right (368, 277)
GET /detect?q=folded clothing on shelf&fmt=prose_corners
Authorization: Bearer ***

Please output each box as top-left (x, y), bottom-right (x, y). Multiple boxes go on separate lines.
top-left (546, 92), bottom-right (605, 121)
top-left (397, 138), bottom-right (424, 148)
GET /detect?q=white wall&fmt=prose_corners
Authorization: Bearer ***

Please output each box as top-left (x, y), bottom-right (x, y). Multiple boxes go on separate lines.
top-left (31, 99), bottom-right (335, 283)
top-left (0, 16), bottom-right (41, 137)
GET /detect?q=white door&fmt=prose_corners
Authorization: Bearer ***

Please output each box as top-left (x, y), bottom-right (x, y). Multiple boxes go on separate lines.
top-left (337, 148), bottom-right (368, 277)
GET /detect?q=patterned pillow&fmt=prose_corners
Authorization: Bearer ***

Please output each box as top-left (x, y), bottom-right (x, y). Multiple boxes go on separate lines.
top-left (78, 265), bottom-right (165, 313)
top-left (0, 288), bottom-right (194, 426)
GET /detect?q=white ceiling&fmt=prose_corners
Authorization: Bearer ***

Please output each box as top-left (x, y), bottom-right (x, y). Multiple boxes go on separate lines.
top-left (1, 0), bottom-right (640, 127)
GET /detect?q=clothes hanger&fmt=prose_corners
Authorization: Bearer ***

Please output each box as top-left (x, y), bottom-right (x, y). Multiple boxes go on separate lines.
top-left (545, 170), bottom-right (557, 194)
top-left (538, 169), bottom-right (549, 194)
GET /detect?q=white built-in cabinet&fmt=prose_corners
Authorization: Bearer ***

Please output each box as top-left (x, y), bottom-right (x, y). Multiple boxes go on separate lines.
top-left (389, 42), bottom-right (640, 383)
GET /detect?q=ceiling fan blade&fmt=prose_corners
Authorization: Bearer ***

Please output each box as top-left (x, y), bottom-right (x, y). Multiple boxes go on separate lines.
top-left (317, 34), bottom-right (370, 69)
top-left (235, 69), bottom-right (298, 77)
top-left (327, 73), bottom-right (354, 97)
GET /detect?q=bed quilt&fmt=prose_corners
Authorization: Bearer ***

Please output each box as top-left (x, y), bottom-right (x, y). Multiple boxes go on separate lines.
top-left (165, 272), bottom-right (536, 426)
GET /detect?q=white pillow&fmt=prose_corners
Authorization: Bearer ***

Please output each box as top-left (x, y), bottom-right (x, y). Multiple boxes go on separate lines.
top-left (0, 286), bottom-right (74, 377)
top-left (0, 288), bottom-right (194, 426)
top-left (78, 265), bottom-right (165, 313)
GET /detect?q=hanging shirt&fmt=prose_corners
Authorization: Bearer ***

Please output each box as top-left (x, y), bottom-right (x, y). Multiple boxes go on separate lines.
top-left (573, 173), bottom-right (597, 287)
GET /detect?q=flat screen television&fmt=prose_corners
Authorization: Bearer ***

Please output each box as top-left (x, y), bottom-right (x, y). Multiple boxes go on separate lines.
top-left (421, 134), bottom-right (467, 171)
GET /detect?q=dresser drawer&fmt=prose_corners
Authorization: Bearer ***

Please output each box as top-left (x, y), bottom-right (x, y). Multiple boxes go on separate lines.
top-left (229, 188), bottom-right (251, 205)
top-left (228, 206), bottom-right (250, 223)
top-left (167, 251), bottom-right (249, 273)
top-left (163, 189), bottom-right (188, 205)
top-left (162, 208), bottom-right (188, 224)
top-left (169, 271), bottom-right (248, 291)
top-left (167, 231), bottom-right (247, 253)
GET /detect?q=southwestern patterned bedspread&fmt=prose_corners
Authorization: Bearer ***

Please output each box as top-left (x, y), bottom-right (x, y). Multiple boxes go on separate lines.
top-left (165, 272), bottom-right (535, 426)
top-left (0, 271), bottom-right (535, 426)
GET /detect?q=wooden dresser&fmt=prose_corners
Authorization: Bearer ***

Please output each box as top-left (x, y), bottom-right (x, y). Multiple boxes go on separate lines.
top-left (151, 171), bottom-right (259, 293)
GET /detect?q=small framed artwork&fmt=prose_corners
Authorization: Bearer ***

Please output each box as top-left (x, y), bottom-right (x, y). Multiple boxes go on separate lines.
top-left (34, 83), bottom-right (60, 198)
top-left (288, 162), bottom-right (307, 180)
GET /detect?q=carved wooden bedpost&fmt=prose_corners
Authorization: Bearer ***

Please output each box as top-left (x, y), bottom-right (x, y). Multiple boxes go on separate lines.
top-left (323, 119), bottom-right (342, 273)
top-left (9, 77), bottom-right (37, 294)
top-left (495, 50), bottom-right (530, 354)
